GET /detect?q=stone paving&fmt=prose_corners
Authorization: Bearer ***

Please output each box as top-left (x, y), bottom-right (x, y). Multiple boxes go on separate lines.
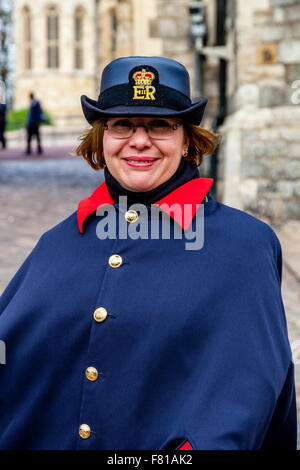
top-left (0, 148), bottom-right (300, 448)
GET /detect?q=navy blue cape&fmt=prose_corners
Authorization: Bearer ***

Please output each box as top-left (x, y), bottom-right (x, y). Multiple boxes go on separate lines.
top-left (0, 179), bottom-right (297, 449)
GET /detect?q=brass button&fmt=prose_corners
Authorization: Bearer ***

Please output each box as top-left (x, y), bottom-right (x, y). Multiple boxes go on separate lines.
top-left (94, 307), bottom-right (107, 323)
top-left (108, 254), bottom-right (122, 268)
top-left (125, 210), bottom-right (139, 223)
top-left (79, 424), bottom-right (91, 439)
top-left (86, 366), bottom-right (98, 382)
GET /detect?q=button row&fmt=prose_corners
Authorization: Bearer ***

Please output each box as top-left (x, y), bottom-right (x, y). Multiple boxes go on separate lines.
top-left (80, 248), bottom-right (126, 439)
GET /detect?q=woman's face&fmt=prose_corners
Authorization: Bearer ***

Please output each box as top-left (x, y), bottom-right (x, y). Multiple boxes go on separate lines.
top-left (102, 116), bottom-right (189, 192)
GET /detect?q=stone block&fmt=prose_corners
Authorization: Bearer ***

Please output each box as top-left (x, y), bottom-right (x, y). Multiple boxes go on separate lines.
top-left (294, 182), bottom-right (300, 197)
top-left (243, 130), bottom-right (260, 141)
top-left (269, 200), bottom-right (285, 219)
top-left (285, 4), bottom-right (300, 21)
top-left (264, 140), bottom-right (286, 157)
top-left (239, 64), bottom-right (285, 83)
top-left (253, 8), bottom-right (273, 25)
top-left (237, 33), bottom-right (257, 46)
top-left (260, 25), bottom-right (290, 42)
top-left (284, 199), bottom-right (300, 218)
top-left (292, 21), bottom-right (300, 37)
top-left (280, 127), bottom-right (300, 140)
top-left (260, 128), bottom-right (283, 140)
top-left (149, 18), bottom-right (159, 38)
top-left (162, 38), bottom-right (190, 54)
top-left (157, 18), bottom-right (179, 38)
top-left (235, 84), bottom-right (259, 108)
top-left (277, 180), bottom-right (294, 197)
top-left (273, 7), bottom-right (286, 22)
top-left (245, 198), bottom-right (283, 220)
top-left (270, 160), bottom-right (300, 180)
top-left (258, 180), bottom-right (294, 199)
top-left (285, 64), bottom-right (300, 82)
top-left (270, 161), bottom-right (285, 179)
top-left (157, 1), bottom-right (188, 17)
top-left (258, 181), bottom-right (279, 199)
top-left (238, 47), bottom-right (258, 67)
top-left (243, 136), bottom-right (287, 158)
top-left (242, 141), bottom-right (266, 158)
top-left (241, 159), bottom-right (270, 178)
top-left (259, 86), bottom-right (287, 107)
top-left (287, 143), bottom-right (300, 158)
top-left (175, 18), bottom-right (190, 36)
top-left (278, 40), bottom-right (300, 64)
top-left (282, 160), bottom-right (300, 179)
top-left (239, 179), bottom-right (258, 199)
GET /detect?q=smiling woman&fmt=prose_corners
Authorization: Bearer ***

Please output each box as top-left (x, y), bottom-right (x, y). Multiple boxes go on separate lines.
top-left (76, 108), bottom-right (219, 194)
top-left (0, 56), bottom-right (297, 450)
top-left (77, 115), bottom-right (219, 167)
top-left (102, 116), bottom-right (185, 192)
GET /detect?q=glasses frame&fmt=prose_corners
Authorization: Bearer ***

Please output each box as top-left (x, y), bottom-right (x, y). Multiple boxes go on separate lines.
top-left (103, 119), bottom-right (182, 140)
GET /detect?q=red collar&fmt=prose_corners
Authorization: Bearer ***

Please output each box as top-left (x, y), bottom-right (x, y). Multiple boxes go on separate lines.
top-left (77, 178), bottom-right (213, 233)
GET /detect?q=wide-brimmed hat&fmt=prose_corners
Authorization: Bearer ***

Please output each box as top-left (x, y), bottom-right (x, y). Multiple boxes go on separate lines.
top-left (81, 56), bottom-right (208, 126)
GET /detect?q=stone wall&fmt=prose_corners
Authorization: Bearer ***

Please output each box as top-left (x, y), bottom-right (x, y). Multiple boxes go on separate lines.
top-left (218, 0), bottom-right (300, 224)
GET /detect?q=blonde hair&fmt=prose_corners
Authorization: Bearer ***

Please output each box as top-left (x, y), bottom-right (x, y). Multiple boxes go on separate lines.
top-left (75, 117), bottom-right (221, 170)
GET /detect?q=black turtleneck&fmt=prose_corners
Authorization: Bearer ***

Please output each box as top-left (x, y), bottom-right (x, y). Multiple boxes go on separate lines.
top-left (104, 158), bottom-right (200, 207)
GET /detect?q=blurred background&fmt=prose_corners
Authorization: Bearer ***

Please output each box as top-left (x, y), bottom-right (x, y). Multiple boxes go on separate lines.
top-left (0, 0), bottom-right (300, 447)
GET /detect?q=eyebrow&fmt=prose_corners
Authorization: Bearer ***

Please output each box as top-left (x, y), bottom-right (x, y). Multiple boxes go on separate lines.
top-left (111, 118), bottom-right (174, 123)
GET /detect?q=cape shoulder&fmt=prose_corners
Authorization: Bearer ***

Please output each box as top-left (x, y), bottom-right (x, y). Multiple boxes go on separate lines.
top-left (210, 199), bottom-right (282, 253)
top-left (0, 202), bottom-right (283, 314)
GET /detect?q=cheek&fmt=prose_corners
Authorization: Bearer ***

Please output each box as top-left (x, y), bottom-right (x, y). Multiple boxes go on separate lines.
top-left (103, 136), bottom-right (122, 159)
top-left (159, 136), bottom-right (185, 159)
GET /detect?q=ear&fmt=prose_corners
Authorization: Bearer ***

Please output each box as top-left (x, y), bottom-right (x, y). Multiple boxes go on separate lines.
top-left (182, 127), bottom-right (190, 151)
top-left (182, 139), bottom-right (189, 156)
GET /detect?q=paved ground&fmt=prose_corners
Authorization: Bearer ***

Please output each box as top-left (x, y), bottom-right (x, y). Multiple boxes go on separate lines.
top-left (0, 145), bottom-right (300, 448)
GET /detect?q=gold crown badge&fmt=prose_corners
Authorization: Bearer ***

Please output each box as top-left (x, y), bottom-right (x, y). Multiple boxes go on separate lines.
top-left (133, 69), bottom-right (155, 86)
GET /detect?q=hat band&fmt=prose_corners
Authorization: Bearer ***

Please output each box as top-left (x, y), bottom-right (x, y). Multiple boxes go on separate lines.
top-left (98, 83), bottom-right (192, 111)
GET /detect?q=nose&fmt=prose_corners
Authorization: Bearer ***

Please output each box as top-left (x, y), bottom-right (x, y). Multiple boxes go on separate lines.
top-left (128, 125), bottom-right (152, 149)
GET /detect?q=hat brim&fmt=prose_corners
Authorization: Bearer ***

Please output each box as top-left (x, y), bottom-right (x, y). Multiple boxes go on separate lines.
top-left (80, 95), bottom-right (208, 126)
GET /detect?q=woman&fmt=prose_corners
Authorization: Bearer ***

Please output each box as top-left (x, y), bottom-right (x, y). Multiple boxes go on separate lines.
top-left (0, 56), bottom-right (297, 450)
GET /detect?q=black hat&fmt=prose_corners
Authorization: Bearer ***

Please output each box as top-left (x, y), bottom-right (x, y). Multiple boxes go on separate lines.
top-left (81, 56), bottom-right (208, 126)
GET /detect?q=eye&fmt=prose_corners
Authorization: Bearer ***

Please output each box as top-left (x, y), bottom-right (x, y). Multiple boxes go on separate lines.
top-left (148, 119), bottom-right (171, 129)
top-left (112, 119), bottom-right (133, 128)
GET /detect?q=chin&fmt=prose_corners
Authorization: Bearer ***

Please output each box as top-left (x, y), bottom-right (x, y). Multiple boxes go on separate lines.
top-left (127, 185), bottom-right (153, 192)
top-left (124, 178), bottom-right (156, 192)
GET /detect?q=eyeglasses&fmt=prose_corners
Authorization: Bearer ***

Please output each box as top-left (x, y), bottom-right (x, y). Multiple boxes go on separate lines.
top-left (104, 118), bottom-right (182, 140)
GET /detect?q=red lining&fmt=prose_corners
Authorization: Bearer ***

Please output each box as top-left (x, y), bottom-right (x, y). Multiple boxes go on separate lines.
top-left (179, 440), bottom-right (192, 450)
top-left (77, 178), bottom-right (213, 233)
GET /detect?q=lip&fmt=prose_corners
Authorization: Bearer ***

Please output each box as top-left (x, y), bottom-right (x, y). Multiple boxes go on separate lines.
top-left (122, 157), bottom-right (160, 168)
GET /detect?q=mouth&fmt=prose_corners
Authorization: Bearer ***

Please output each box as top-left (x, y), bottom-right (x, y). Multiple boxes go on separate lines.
top-left (122, 157), bottom-right (160, 168)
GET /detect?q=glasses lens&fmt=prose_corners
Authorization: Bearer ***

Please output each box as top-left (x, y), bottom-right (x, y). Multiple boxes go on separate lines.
top-left (108, 119), bottom-right (133, 138)
top-left (106, 119), bottom-right (180, 139)
top-left (147, 119), bottom-right (173, 139)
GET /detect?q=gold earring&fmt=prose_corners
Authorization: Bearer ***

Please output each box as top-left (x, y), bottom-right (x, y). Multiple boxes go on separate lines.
top-left (182, 149), bottom-right (188, 158)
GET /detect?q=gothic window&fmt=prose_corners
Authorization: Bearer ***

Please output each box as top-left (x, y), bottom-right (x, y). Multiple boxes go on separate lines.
top-left (23, 6), bottom-right (32, 70)
top-left (46, 6), bottom-right (59, 68)
top-left (74, 7), bottom-right (84, 69)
